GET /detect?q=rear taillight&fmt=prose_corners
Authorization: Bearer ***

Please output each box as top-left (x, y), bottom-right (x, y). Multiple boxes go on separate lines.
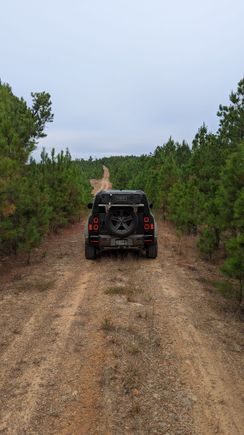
top-left (144, 216), bottom-right (154, 231)
top-left (88, 216), bottom-right (100, 232)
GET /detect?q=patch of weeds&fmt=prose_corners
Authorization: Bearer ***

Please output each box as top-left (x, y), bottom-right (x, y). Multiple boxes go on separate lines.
top-left (101, 317), bottom-right (114, 332)
top-left (107, 335), bottom-right (120, 345)
top-left (34, 280), bottom-right (56, 292)
top-left (123, 366), bottom-right (139, 392)
top-left (128, 343), bottom-right (141, 355)
top-left (196, 276), bottom-right (213, 286)
top-left (13, 274), bottom-right (23, 281)
top-left (151, 334), bottom-right (161, 348)
top-left (12, 328), bottom-right (21, 335)
top-left (15, 279), bottom-right (56, 293)
top-left (212, 280), bottom-right (235, 298)
top-left (105, 286), bottom-right (139, 300)
top-left (126, 293), bottom-right (137, 303)
top-left (198, 277), bottom-right (237, 299)
top-left (129, 402), bottom-right (141, 416)
top-left (48, 409), bottom-right (60, 418)
top-left (57, 251), bottom-right (69, 259)
top-left (126, 325), bottom-right (139, 336)
top-left (136, 310), bottom-right (149, 320)
top-left (100, 365), bottom-right (118, 386)
top-left (144, 293), bottom-right (153, 303)
top-left (105, 286), bottom-right (127, 295)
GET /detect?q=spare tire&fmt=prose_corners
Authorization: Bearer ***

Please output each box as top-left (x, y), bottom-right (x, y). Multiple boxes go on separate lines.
top-left (106, 207), bottom-right (137, 237)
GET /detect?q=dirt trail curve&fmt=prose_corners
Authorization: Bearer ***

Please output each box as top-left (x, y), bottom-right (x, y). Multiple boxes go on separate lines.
top-left (0, 166), bottom-right (243, 434)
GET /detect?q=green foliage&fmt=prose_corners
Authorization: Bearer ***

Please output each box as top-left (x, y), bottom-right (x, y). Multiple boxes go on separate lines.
top-left (190, 125), bottom-right (225, 196)
top-left (221, 235), bottom-right (244, 303)
top-left (0, 82), bottom-right (53, 163)
top-left (31, 91), bottom-right (54, 139)
top-left (234, 188), bottom-right (244, 231)
top-left (0, 81), bottom-right (54, 258)
top-left (0, 81), bottom-right (91, 259)
top-left (217, 78), bottom-right (244, 148)
top-left (215, 142), bottom-right (244, 232)
top-left (36, 148), bottom-right (91, 231)
top-left (1, 76), bottom-right (244, 299)
top-left (168, 181), bottom-right (204, 233)
top-left (76, 156), bottom-right (104, 180)
top-left (197, 228), bottom-right (218, 260)
top-left (211, 280), bottom-right (234, 298)
top-left (156, 156), bottom-right (180, 213)
top-left (0, 173), bottom-right (51, 255)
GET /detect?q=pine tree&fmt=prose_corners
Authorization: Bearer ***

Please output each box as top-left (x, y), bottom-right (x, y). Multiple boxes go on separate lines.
top-left (221, 235), bottom-right (244, 303)
top-left (217, 78), bottom-right (244, 149)
top-left (168, 181), bottom-right (204, 234)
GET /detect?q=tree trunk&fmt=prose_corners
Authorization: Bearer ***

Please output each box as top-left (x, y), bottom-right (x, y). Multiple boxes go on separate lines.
top-left (27, 251), bottom-right (31, 265)
top-left (239, 279), bottom-right (243, 304)
top-left (214, 227), bottom-right (220, 249)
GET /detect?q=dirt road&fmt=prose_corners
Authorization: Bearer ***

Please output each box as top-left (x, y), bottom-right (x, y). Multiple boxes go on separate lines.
top-left (90, 165), bottom-right (112, 195)
top-left (0, 168), bottom-right (243, 434)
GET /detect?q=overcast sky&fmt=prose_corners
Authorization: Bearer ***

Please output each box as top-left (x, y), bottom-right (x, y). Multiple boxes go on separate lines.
top-left (1, 0), bottom-right (244, 159)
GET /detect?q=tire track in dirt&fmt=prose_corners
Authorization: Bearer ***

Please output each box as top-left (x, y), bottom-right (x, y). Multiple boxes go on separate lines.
top-left (0, 263), bottom-right (92, 433)
top-left (0, 166), bottom-right (113, 434)
top-left (0, 169), bottom-right (243, 434)
top-left (151, 235), bottom-right (244, 435)
top-left (76, 240), bottom-right (243, 434)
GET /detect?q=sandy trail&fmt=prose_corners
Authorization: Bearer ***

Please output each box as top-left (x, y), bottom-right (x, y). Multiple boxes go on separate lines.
top-left (90, 165), bottom-right (112, 195)
top-left (0, 167), bottom-right (243, 434)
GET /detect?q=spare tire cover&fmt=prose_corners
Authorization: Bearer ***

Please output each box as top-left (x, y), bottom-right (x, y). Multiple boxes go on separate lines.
top-left (106, 207), bottom-right (137, 237)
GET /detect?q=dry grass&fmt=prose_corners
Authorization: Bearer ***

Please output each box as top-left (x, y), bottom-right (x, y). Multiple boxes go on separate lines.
top-left (15, 279), bottom-right (56, 293)
top-left (197, 276), bottom-right (237, 299)
top-left (101, 317), bottom-right (114, 332)
top-left (105, 286), bottom-right (128, 295)
top-left (105, 285), bottom-right (142, 303)
top-left (105, 285), bottom-right (139, 297)
top-left (122, 366), bottom-right (140, 392)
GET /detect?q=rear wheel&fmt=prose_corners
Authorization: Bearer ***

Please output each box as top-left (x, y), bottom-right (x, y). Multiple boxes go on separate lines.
top-left (85, 243), bottom-right (97, 260)
top-left (146, 241), bottom-right (158, 258)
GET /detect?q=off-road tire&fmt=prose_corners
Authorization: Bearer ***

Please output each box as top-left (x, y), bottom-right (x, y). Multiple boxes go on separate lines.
top-left (85, 243), bottom-right (97, 260)
top-left (146, 241), bottom-right (158, 258)
top-left (106, 207), bottom-right (137, 237)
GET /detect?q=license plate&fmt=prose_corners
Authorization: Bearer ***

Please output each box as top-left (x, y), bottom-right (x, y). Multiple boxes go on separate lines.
top-left (116, 239), bottom-right (127, 246)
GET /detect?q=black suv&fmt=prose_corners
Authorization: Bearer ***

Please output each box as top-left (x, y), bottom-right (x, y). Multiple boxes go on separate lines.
top-left (85, 190), bottom-right (157, 259)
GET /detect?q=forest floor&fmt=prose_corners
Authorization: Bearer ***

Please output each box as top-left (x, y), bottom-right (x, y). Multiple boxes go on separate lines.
top-left (0, 167), bottom-right (243, 435)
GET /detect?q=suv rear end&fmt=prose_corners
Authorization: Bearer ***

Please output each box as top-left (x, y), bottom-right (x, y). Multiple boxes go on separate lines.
top-left (84, 190), bottom-right (157, 259)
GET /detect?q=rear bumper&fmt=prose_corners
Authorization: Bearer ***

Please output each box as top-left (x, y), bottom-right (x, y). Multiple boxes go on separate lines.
top-left (87, 234), bottom-right (155, 249)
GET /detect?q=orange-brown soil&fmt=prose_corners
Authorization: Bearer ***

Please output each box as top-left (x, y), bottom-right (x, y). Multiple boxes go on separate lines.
top-left (0, 168), bottom-right (243, 434)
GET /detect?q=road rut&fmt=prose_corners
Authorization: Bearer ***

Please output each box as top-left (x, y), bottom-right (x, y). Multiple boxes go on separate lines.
top-left (0, 167), bottom-right (243, 434)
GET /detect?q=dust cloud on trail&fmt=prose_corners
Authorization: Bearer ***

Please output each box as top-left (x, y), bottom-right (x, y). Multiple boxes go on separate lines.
top-left (90, 165), bottom-right (112, 195)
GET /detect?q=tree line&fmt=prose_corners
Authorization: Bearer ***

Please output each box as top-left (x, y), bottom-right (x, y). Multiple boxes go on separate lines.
top-left (99, 79), bottom-right (243, 301)
top-left (0, 78), bottom-right (243, 301)
top-left (0, 82), bottom-right (94, 262)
